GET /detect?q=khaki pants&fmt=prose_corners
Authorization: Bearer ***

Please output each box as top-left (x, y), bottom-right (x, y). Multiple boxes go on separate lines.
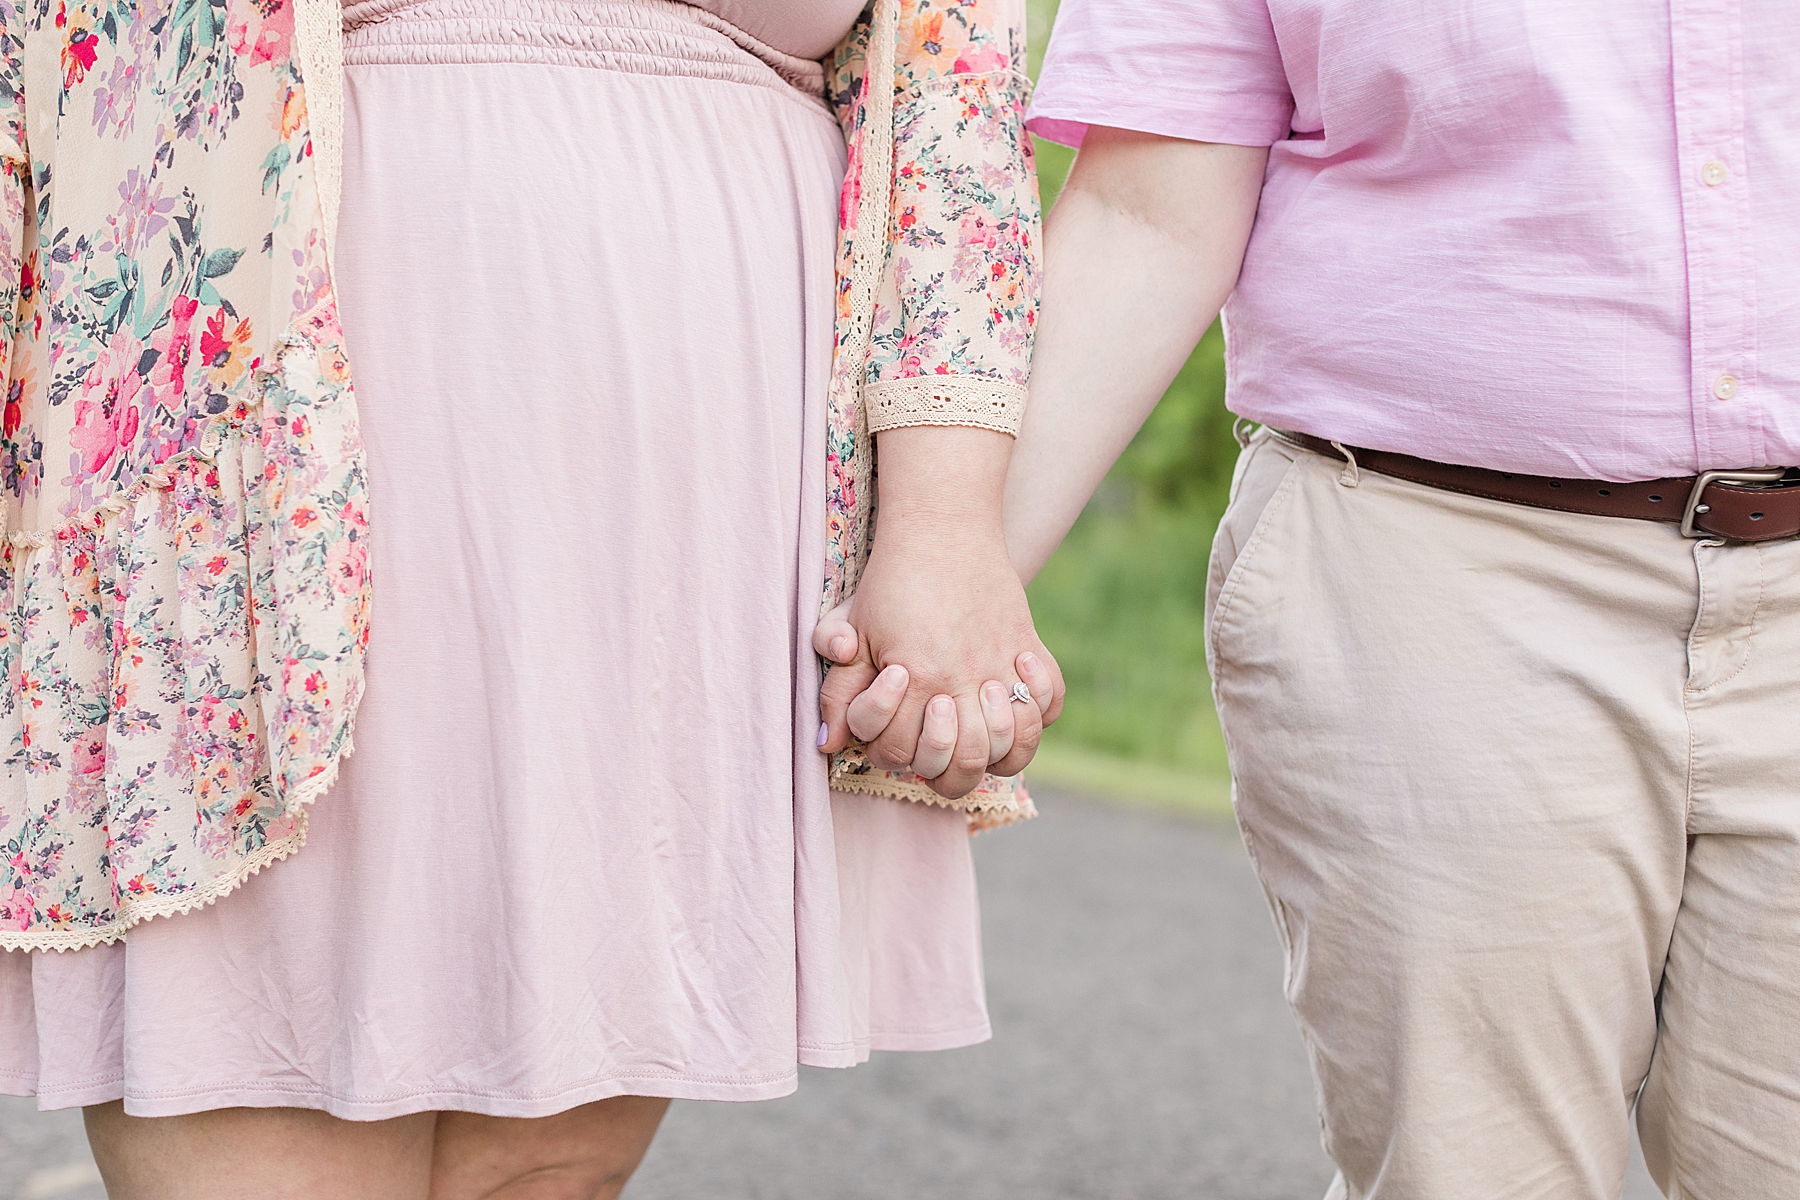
top-left (1206, 431), bottom-right (1800, 1199)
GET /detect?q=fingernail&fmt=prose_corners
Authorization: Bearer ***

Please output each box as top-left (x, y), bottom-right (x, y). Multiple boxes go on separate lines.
top-left (817, 722), bottom-right (829, 748)
top-left (983, 682), bottom-right (1008, 706)
top-left (1020, 652), bottom-right (1041, 674)
top-left (878, 664), bottom-right (906, 687)
top-left (930, 696), bottom-right (954, 719)
top-left (830, 634), bottom-right (852, 661)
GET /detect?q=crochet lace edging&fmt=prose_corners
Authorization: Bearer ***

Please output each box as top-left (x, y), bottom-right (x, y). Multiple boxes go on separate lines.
top-left (864, 377), bottom-right (1026, 437)
top-left (294, 0), bottom-right (344, 254)
top-left (836, 0), bottom-right (898, 604)
top-left (829, 764), bottom-right (1037, 832)
top-left (0, 740), bottom-right (352, 954)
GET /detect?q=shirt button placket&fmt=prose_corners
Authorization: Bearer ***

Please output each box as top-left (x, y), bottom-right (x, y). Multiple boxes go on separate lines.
top-left (1672, 0), bottom-right (1754, 465)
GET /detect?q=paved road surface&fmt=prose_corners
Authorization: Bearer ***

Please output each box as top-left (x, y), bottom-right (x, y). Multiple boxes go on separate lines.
top-left (0, 789), bottom-right (1662, 1199)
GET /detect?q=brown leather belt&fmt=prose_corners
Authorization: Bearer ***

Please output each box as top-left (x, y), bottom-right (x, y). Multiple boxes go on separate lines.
top-left (1277, 430), bottom-right (1800, 543)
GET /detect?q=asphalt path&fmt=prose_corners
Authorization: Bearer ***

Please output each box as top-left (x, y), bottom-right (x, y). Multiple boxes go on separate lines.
top-left (1, 788), bottom-right (1662, 1199)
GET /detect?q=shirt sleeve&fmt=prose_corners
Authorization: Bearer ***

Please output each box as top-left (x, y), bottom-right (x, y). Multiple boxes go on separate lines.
top-left (1027, 0), bottom-right (1295, 149)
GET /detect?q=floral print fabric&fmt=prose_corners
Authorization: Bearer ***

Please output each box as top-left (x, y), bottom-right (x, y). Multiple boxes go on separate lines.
top-left (0, 0), bottom-right (368, 949)
top-left (822, 0), bottom-right (1040, 830)
top-left (0, 0), bottom-right (1030, 949)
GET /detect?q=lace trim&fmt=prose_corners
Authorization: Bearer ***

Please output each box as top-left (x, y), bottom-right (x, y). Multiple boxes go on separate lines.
top-left (838, 0), bottom-right (897, 602)
top-left (829, 761), bottom-right (1037, 833)
top-left (7, 417), bottom-right (233, 549)
top-left (0, 757), bottom-right (346, 953)
top-left (865, 377), bottom-right (1025, 437)
top-left (295, 0), bottom-right (344, 256)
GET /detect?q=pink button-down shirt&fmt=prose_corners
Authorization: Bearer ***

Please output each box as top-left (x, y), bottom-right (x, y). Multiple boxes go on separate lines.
top-left (1028, 0), bottom-right (1800, 481)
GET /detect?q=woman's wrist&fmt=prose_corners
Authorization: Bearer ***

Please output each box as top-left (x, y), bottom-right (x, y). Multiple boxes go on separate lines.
top-left (873, 425), bottom-right (1014, 549)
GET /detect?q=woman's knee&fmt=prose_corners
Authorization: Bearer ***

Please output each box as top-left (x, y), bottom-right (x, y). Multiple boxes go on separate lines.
top-left (428, 1096), bottom-right (671, 1200)
top-left (84, 1102), bottom-right (436, 1200)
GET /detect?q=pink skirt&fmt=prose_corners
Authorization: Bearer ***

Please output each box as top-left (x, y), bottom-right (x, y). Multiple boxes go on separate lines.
top-left (0, 0), bottom-right (989, 1120)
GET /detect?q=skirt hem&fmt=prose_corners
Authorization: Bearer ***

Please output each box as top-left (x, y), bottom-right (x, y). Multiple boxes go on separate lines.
top-left (797, 1017), bottom-right (993, 1069)
top-left (8, 1069), bottom-right (803, 1120)
top-left (3, 1021), bottom-right (996, 1116)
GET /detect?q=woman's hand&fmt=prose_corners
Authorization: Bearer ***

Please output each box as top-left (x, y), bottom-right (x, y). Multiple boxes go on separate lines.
top-left (813, 570), bottom-right (1062, 796)
top-left (812, 426), bottom-right (1065, 799)
top-left (815, 602), bottom-right (1063, 774)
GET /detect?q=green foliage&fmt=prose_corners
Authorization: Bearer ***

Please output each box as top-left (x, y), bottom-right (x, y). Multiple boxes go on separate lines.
top-left (1019, 0), bottom-right (1242, 783)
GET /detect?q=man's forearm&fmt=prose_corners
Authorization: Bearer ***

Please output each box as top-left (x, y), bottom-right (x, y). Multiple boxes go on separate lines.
top-left (1005, 131), bottom-right (1269, 583)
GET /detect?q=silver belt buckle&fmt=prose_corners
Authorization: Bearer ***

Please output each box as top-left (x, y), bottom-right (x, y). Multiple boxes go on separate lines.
top-left (1681, 468), bottom-right (1789, 537)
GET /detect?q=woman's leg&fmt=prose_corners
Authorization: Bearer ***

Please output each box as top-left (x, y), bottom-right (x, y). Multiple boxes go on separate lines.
top-left (83, 1096), bottom-right (669, 1200)
top-left (83, 1103), bottom-right (437, 1199)
top-left (427, 1097), bottom-right (670, 1200)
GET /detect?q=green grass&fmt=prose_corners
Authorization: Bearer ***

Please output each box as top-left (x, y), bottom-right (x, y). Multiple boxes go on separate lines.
top-left (1025, 740), bottom-right (1235, 821)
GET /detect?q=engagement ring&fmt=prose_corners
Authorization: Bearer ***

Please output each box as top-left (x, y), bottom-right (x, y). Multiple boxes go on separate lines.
top-left (1010, 682), bottom-right (1034, 706)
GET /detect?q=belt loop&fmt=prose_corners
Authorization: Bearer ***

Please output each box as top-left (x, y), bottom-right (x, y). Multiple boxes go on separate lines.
top-left (1330, 440), bottom-right (1361, 488)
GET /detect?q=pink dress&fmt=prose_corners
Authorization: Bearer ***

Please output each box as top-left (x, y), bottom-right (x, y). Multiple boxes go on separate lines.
top-left (0, 0), bottom-right (990, 1119)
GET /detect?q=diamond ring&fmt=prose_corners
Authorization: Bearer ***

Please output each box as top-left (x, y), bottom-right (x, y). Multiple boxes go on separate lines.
top-left (1010, 682), bottom-right (1034, 706)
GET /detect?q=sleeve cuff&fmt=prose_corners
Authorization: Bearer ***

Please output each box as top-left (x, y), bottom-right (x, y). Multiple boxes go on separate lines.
top-left (1026, 84), bottom-right (1295, 149)
top-left (865, 377), bottom-right (1027, 437)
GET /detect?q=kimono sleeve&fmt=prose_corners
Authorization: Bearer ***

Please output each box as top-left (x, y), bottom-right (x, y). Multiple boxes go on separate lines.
top-left (862, 0), bottom-right (1040, 438)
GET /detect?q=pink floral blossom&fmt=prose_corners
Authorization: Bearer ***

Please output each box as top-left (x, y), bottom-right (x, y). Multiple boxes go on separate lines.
top-left (228, 0), bottom-right (294, 67)
top-left (69, 329), bottom-right (149, 476)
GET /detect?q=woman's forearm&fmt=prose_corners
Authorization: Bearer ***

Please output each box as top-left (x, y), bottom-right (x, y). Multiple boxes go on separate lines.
top-left (837, 423), bottom-right (1059, 795)
top-left (1004, 130), bottom-right (1270, 583)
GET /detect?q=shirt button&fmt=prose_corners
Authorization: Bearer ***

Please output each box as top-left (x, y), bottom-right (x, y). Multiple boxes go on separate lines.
top-left (1702, 159), bottom-right (1729, 187)
top-left (1713, 374), bottom-right (1740, 401)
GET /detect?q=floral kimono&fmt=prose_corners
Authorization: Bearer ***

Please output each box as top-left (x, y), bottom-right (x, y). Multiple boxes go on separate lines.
top-left (0, 0), bottom-right (1039, 950)
top-left (0, 0), bottom-right (364, 950)
top-left (824, 0), bottom-right (1043, 831)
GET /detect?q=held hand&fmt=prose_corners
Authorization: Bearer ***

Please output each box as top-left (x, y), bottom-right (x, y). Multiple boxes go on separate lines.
top-left (818, 607), bottom-right (1063, 769)
top-left (814, 425), bottom-right (1066, 798)
top-left (813, 542), bottom-right (1066, 797)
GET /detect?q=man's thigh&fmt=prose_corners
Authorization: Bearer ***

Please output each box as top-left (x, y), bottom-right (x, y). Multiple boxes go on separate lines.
top-left (1640, 535), bottom-right (1800, 1196)
top-left (1208, 444), bottom-right (1696, 1199)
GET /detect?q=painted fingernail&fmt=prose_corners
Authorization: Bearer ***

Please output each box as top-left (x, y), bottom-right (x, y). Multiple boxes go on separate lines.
top-left (1020, 652), bottom-right (1041, 674)
top-left (817, 722), bottom-right (830, 748)
top-left (830, 634), bottom-right (852, 661)
top-left (930, 696), bottom-right (954, 719)
top-left (983, 682), bottom-right (1008, 706)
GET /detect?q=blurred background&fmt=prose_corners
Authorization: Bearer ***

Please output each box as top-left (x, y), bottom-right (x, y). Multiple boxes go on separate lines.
top-left (0, 3), bottom-right (1663, 1197)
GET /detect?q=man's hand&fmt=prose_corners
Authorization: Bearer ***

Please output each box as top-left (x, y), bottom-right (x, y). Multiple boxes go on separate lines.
top-left (816, 599), bottom-right (1064, 785)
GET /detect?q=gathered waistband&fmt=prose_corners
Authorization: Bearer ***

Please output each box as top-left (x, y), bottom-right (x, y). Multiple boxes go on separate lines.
top-left (341, 0), bottom-right (827, 100)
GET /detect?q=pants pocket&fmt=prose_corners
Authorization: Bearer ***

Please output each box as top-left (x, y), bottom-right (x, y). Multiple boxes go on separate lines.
top-left (1204, 433), bottom-right (1301, 679)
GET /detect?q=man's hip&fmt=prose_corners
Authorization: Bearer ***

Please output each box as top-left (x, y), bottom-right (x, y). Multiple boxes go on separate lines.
top-left (1206, 430), bottom-right (1800, 1199)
